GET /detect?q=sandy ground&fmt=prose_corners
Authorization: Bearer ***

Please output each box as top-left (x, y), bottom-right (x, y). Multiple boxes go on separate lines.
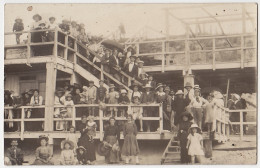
top-left (4, 137), bottom-right (257, 165)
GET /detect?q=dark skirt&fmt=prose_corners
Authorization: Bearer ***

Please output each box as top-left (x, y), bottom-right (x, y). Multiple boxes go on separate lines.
top-left (105, 136), bottom-right (120, 163)
top-left (78, 134), bottom-right (96, 162)
top-left (179, 131), bottom-right (190, 163)
top-left (121, 134), bottom-right (139, 156)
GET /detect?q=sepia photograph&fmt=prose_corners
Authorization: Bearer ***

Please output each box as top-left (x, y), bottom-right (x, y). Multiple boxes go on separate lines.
top-left (2, 2), bottom-right (258, 166)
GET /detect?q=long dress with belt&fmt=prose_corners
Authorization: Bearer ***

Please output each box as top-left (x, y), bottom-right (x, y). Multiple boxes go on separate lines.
top-left (32, 146), bottom-right (54, 165)
top-left (104, 124), bottom-right (120, 163)
top-left (78, 122), bottom-right (96, 162)
top-left (121, 122), bottom-right (139, 156)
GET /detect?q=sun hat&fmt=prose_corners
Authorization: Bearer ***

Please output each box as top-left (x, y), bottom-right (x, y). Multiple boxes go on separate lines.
top-left (33, 14), bottom-right (42, 20)
top-left (231, 93), bottom-right (240, 100)
top-left (155, 83), bottom-right (164, 90)
top-left (193, 85), bottom-right (201, 90)
top-left (188, 123), bottom-right (201, 133)
top-left (175, 90), bottom-right (184, 95)
top-left (130, 82), bottom-right (142, 90)
top-left (138, 60), bottom-right (144, 64)
top-left (82, 86), bottom-right (88, 90)
top-left (184, 82), bottom-right (193, 88)
top-left (61, 140), bottom-right (74, 150)
top-left (38, 135), bottom-right (49, 142)
top-left (49, 17), bottom-right (55, 21)
top-left (97, 142), bottom-right (110, 156)
top-left (65, 93), bottom-right (73, 99)
top-left (121, 89), bottom-right (127, 94)
top-left (87, 115), bottom-right (95, 121)
top-left (143, 83), bottom-right (152, 88)
top-left (55, 88), bottom-right (65, 95)
top-left (164, 86), bottom-right (170, 92)
top-left (180, 111), bottom-right (193, 121)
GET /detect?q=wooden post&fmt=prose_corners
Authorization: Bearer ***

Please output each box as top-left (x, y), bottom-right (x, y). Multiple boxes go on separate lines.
top-left (225, 78), bottom-right (230, 107)
top-left (26, 32), bottom-right (31, 65)
top-left (44, 62), bottom-right (57, 131)
top-left (204, 139), bottom-right (212, 158)
top-left (212, 38), bottom-right (216, 71)
top-left (53, 29), bottom-right (58, 57)
top-left (73, 42), bottom-right (78, 64)
top-left (21, 107), bottom-right (25, 140)
top-left (240, 111), bottom-right (243, 140)
top-left (185, 24), bottom-right (190, 68)
top-left (241, 35), bottom-right (244, 69)
top-left (241, 5), bottom-right (246, 69)
top-left (64, 35), bottom-right (68, 67)
top-left (72, 106), bottom-right (76, 127)
top-left (165, 9), bottom-right (170, 66)
top-left (136, 43), bottom-right (140, 57)
top-left (99, 109), bottom-right (104, 141)
top-left (161, 41), bottom-right (165, 72)
top-left (100, 64), bottom-right (104, 80)
top-left (159, 104), bottom-right (163, 133)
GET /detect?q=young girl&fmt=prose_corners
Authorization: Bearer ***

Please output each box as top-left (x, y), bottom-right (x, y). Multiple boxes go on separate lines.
top-left (86, 116), bottom-right (97, 141)
top-left (80, 86), bottom-right (89, 104)
top-left (107, 84), bottom-right (119, 117)
top-left (60, 140), bottom-right (76, 165)
top-left (76, 146), bottom-right (89, 165)
top-left (122, 115), bottom-right (140, 164)
top-left (13, 17), bottom-right (24, 44)
top-left (130, 96), bottom-right (143, 132)
top-left (64, 94), bottom-right (74, 118)
top-left (186, 124), bottom-right (204, 164)
top-left (118, 89), bottom-right (130, 117)
top-left (65, 126), bottom-right (78, 154)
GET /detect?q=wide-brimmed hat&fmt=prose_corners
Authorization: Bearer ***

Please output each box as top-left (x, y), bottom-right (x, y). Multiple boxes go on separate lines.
top-left (121, 89), bottom-right (127, 94)
top-left (130, 82), bottom-right (142, 90)
top-left (33, 14), bottom-right (42, 20)
top-left (188, 123), bottom-right (201, 133)
top-left (193, 85), bottom-right (201, 90)
top-left (97, 143), bottom-right (110, 156)
top-left (231, 93), bottom-right (240, 100)
top-left (4, 90), bottom-right (12, 95)
top-left (87, 115), bottom-right (95, 121)
top-left (82, 86), bottom-right (88, 91)
top-left (76, 146), bottom-right (86, 153)
top-left (65, 93), bottom-right (73, 99)
top-left (155, 83), bottom-right (164, 90)
top-left (143, 83), bottom-right (152, 89)
top-left (164, 86), bottom-right (170, 92)
top-left (184, 82), bottom-right (193, 88)
top-left (60, 108), bottom-right (67, 114)
top-left (180, 111), bottom-right (193, 121)
top-left (129, 55), bottom-right (137, 59)
top-left (61, 140), bottom-right (74, 150)
top-left (15, 17), bottom-right (22, 22)
top-left (175, 90), bottom-right (184, 95)
top-left (38, 135), bottom-right (49, 142)
top-left (49, 17), bottom-right (56, 21)
top-left (138, 60), bottom-right (144, 64)
top-left (109, 84), bottom-right (115, 89)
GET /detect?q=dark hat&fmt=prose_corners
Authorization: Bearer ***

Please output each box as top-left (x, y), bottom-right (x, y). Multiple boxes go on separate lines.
top-left (184, 82), bottom-right (193, 88)
top-left (55, 88), bottom-right (65, 95)
top-left (61, 140), bottom-right (75, 150)
top-left (49, 17), bottom-right (56, 21)
top-left (22, 89), bottom-right (33, 96)
top-left (76, 146), bottom-right (86, 153)
top-left (193, 85), bottom-right (201, 90)
top-left (130, 82), bottom-right (142, 90)
top-left (38, 135), bottom-right (49, 142)
top-left (97, 143), bottom-right (110, 156)
top-left (180, 111), bottom-right (193, 121)
top-left (15, 17), bottom-right (22, 22)
top-left (33, 14), bottom-right (42, 20)
top-left (129, 55), bottom-right (137, 59)
top-left (4, 90), bottom-right (11, 95)
top-left (89, 80), bottom-right (94, 84)
top-left (74, 84), bottom-right (83, 92)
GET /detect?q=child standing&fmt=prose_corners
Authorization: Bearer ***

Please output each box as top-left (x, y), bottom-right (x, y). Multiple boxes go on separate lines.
top-left (86, 116), bottom-right (97, 141)
top-left (186, 124), bottom-right (204, 164)
top-left (106, 84), bottom-right (119, 117)
top-left (76, 146), bottom-right (89, 165)
top-left (130, 96), bottom-right (143, 132)
top-left (65, 126), bottom-right (78, 154)
top-left (13, 17), bottom-right (24, 44)
top-left (122, 115), bottom-right (140, 164)
top-left (64, 94), bottom-right (74, 118)
top-left (118, 89), bottom-right (130, 117)
top-left (87, 81), bottom-right (97, 116)
top-left (80, 86), bottom-right (89, 104)
top-left (60, 140), bottom-right (76, 165)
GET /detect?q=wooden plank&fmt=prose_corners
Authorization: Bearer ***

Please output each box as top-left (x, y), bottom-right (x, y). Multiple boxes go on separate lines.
top-left (53, 29), bottom-right (58, 57)
top-left (161, 41), bottom-right (165, 72)
top-left (240, 111), bottom-right (244, 140)
top-left (21, 108), bottom-right (25, 140)
top-left (212, 38), bottom-right (216, 70)
top-left (72, 106), bottom-right (76, 127)
top-left (159, 104), bottom-right (163, 134)
top-left (99, 109), bottom-right (104, 141)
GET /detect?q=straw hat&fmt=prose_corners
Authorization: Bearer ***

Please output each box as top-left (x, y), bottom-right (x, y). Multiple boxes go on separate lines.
top-left (155, 83), bottom-right (164, 90)
top-left (49, 17), bottom-right (56, 21)
top-left (193, 85), bottom-right (201, 90)
top-left (65, 94), bottom-right (73, 99)
top-left (83, 86), bottom-right (88, 91)
top-left (121, 89), bottom-right (127, 94)
top-left (175, 90), bottom-right (184, 95)
top-left (138, 60), bottom-right (144, 64)
top-left (61, 140), bottom-right (74, 150)
top-left (97, 143), bottom-right (110, 156)
top-left (130, 82), bottom-right (142, 90)
top-left (143, 83), bottom-right (152, 88)
top-left (184, 82), bottom-right (193, 88)
top-left (33, 14), bottom-right (42, 21)
top-left (180, 111), bottom-right (193, 121)
top-left (188, 123), bottom-right (201, 133)
top-left (231, 93), bottom-right (240, 100)
top-left (38, 135), bottom-right (49, 142)
top-left (87, 115), bottom-right (95, 121)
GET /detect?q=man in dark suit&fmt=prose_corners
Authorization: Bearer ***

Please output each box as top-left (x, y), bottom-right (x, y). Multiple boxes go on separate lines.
top-left (109, 49), bottom-right (121, 81)
top-left (124, 55), bottom-right (138, 78)
top-left (5, 139), bottom-right (24, 165)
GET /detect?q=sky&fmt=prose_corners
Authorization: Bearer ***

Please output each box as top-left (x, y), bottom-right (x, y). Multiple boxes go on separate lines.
top-left (4, 3), bottom-right (257, 44)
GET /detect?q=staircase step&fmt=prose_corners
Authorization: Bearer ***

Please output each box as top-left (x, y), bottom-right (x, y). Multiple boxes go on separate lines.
top-left (171, 141), bottom-right (180, 146)
top-left (166, 151), bottom-right (180, 154)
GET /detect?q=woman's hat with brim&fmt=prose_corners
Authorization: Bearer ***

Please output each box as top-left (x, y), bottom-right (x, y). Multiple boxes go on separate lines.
top-left (138, 60), bottom-right (144, 64)
top-left (15, 17), bottom-right (22, 22)
top-left (175, 90), bottom-right (184, 95)
top-left (49, 17), bottom-right (56, 21)
top-left (97, 143), bottom-right (110, 156)
top-left (33, 14), bottom-right (42, 21)
top-left (129, 55), bottom-right (137, 59)
top-left (87, 115), bottom-right (95, 121)
top-left (65, 93), bottom-right (73, 99)
top-left (231, 93), bottom-right (240, 100)
top-left (184, 82), bottom-right (193, 88)
top-left (4, 90), bottom-right (12, 95)
top-left (180, 111), bottom-right (193, 121)
top-left (130, 82), bottom-right (142, 90)
top-left (188, 123), bottom-right (201, 133)
top-left (61, 140), bottom-right (74, 150)
top-left (143, 84), bottom-right (152, 89)
top-left (193, 85), bottom-right (201, 90)
top-left (76, 146), bottom-right (86, 153)
top-left (155, 83), bottom-right (164, 90)
top-left (121, 89), bottom-right (127, 94)
top-left (109, 84), bottom-right (116, 89)
top-left (38, 135), bottom-right (49, 142)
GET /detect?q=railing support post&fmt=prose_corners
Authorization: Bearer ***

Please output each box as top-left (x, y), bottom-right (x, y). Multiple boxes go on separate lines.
top-left (240, 111), bottom-right (243, 140)
top-left (161, 41), bottom-right (165, 72)
top-left (26, 32), bottom-right (31, 65)
top-left (159, 104), bottom-right (163, 133)
top-left (72, 106), bottom-right (76, 127)
top-left (241, 35), bottom-right (244, 69)
top-left (101, 64), bottom-right (104, 80)
top-left (99, 109), bottom-right (104, 141)
top-left (53, 29), bottom-right (58, 57)
top-left (21, 107), bottom-right (25, 140)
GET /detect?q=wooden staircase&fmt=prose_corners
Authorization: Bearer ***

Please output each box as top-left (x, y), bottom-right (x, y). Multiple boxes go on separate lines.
top-left (161, 134), bottom-right (181, 165)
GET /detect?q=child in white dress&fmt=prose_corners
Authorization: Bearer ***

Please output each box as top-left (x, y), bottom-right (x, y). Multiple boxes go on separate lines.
top-left (86, 116), bottom-right (97, 141)
top-left (60, 140), bottom-right (76, 165)
top-left (65, 126), bottom-right (78, 155)
top-left (186, 123), bottom-right (204, 164)
top-left (129, 96), bottom-right (143, 131)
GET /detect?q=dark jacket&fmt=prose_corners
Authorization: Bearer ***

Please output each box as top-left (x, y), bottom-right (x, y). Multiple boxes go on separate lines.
top-left (140, 91), bottom-right (155, 103)
top-left (6, 147), bottom-right (24, 165)
top-left (118, 95), bottom-right (130, 104)
top-left (124, 63), bottom-right (138, 78)
top-left (13, 23), bottom-right (24, 32)
top-left (97, 87), bottom-right (107, 102)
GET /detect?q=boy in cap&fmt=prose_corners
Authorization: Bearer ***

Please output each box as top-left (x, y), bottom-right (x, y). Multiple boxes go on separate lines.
top-left (13, 17), bottom-right (24, 44)
top-left (5, 139), bottom-right (24, 165)
top-left (87, 81), bottom-right (97, 116)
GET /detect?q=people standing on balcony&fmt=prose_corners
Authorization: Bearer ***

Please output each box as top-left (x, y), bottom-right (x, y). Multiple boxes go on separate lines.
top-left (4, 90), bottom-right (14, 132)
top-left (93, 48), bottom-right (103, 68)
top-left (30, 89), bottom-right (44, 131)
top-left (147, 75), bottom-right (156, 90)
top-left (97, 80), bottom-right (107, 104)
top-left (86, 115), bottom-right (97, 141)
top-left (135, 57), bottom-right (141, 66)
top-left (60, 140), bottom-right (76, 165)
top-left (190, 85), bottom-right (208, 129)
top-left (59, 19), bottom-right (70, 34)
top-left (30, 14), bottom-right (44, 43)
top-left (178, 112), bottom-right (193, 164)
top-left (54, 88), bottom-right (65, 117)
top-left (47, 17), bottom-right (59, 42)
top-left (106, 84), bottom-right (119, 117)
top-left (77, 28), bottom-right (89, 45)
top-left (70, 21), bottom-right (79, 38)
top-left (140, 84), bottom-right (155, 132)
top-left (130, 96), bottom-right (143, 132)
top-left (123, 47), bottom-right (135, 67)
top-left (13, 17), bottom-right (24, 44)
top-left (21, 90), bottom-right (33, 131)
top-left (103, 117), bottom-right (120, 164)
top-left (101, 49), bottom-right (111, 73)
top-left (109, 49), bottom-right (121, 82)
top-left (73, 86), bottom-right (83, 104)
top-left (172, 90), bottom-right (189, 127)
top-left (118, 89), bottom-right (130, 117)
top-left (80, 86), bottom-right (89, 104)
top-left (5, 139), bottom-right (24, 165)
top-left (87, 81), bottom-right (97, 116)
top-left (122, 115), bottom-right (140, 164)
top-left (124, 55), bottom-right (138, 78)
top-left (184, 82), bottom-right (194, 113)
top-left (139, 72), bottom-right (149, 85)
top-left (64, 94), bottom-right (74, 129)
top-left (137, 60), bottom-right (145, 79)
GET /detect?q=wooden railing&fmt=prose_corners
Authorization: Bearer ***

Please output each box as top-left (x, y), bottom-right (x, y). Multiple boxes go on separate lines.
top-left (124, 33), bottom-right (257, 72)
top-left (4, 29), bottom-right (141, 90)
top-left (4, 104), bottom-right (163, 141)
top-left (213, 104), bottom-right (256, 140)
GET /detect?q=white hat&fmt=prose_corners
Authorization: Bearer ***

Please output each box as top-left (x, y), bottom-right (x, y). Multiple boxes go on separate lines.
top-left (232, 93), bottom-right (240, 100)
top-left (121, 89), bottom-right (127, 94)
top-left (193, 85), bottom-right (201, 90)
top-left (138, 60), bottom-right (144, 64)
top-left (188, 123), bottom-right (201, 133)
top-left (175, 90), bottom-right (184, 95)
top-left (83, 86), bottom-right (88, 90)
top-left (144, 84), bottom-right (152, 88)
